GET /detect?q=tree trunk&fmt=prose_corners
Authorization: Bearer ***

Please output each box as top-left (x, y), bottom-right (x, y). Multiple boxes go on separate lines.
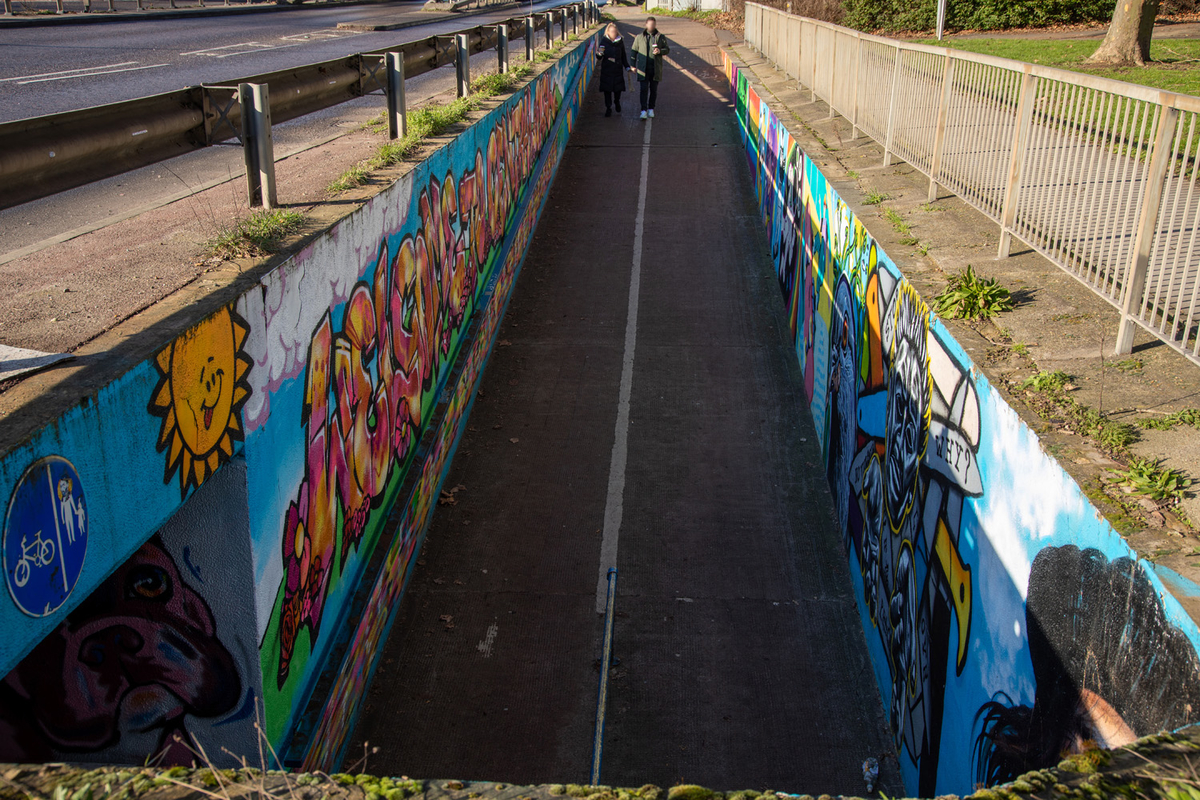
top-left (1083, 0), bottom-right (1160, 67)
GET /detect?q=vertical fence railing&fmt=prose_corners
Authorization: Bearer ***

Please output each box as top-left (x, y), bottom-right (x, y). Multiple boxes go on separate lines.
top-left (742, 1), bottom-right (1200, 365)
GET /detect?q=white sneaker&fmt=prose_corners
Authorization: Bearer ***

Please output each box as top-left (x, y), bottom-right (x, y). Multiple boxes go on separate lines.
top-left (648, 109), bottom-right (655, 118)
top-left (639, 110), bottom-right (648, 120)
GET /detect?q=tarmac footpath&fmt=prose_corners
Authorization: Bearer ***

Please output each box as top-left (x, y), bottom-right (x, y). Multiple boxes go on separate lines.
top-left (350, 10), bottom-right (897, 795)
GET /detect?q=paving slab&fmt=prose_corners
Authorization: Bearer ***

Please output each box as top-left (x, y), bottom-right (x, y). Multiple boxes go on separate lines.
top-left (351, 10), bottom-right (896, 795)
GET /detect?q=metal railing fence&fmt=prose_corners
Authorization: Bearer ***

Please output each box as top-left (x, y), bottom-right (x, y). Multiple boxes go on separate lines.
top-left (744, 2), bottom-right (1200, 365)
top-left (0, 2), bottom-right (596, 212)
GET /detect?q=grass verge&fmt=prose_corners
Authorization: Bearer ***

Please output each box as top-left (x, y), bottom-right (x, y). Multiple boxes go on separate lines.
top-left (918, 37), bottom-right (1200, 98)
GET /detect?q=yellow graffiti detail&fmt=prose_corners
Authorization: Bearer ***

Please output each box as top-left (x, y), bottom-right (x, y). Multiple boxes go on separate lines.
top-left (150, 307), bottom-right (252, 496)
top-left (934, 517), bottom-right (972, 671)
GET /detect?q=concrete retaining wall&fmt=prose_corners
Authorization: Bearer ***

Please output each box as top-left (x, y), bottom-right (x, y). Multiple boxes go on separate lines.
top-left (723, 51), bottom-right (1200, 798)
top-left (0, 36), bottom-right (595, 773)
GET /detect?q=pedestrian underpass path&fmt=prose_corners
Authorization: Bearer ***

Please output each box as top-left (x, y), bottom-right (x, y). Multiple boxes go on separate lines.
top-left (350, 10), bottom-right (897, 795)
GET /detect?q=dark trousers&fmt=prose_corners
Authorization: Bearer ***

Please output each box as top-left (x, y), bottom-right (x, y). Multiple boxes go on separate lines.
top-left (639, 79), bottom-right (658, 110)
top-left (603, 90), bottom-right (622, 109)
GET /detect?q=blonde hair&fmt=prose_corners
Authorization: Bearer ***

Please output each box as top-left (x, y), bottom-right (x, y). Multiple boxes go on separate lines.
top-left (605, 22), bottom-right (620, 40)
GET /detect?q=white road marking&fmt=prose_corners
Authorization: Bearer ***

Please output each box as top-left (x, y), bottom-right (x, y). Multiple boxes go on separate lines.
top-left (0, 62), bottom-right (137, 82)
top-left (183, 30), bottom-right (362, 58)
top-left (476, 622), bottom-right (499, 658)
top-left (182, 41), bottom-right (289, 57)
top-left (595, 118), bottom-right (652, 614)
top-left (1, 62), bottom-right (172, 85)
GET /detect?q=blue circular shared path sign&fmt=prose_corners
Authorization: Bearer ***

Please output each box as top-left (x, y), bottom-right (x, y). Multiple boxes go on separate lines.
top-left (3, 456), bottom-right (89, 617)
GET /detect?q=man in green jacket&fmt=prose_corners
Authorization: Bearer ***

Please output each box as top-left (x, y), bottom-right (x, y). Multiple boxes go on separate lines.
top-left (630, 17), bottom-right (669, 119)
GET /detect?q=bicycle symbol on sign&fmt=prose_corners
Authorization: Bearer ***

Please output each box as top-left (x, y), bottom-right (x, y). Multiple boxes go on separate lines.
top-left (13, 530), bottom-right (55, 589)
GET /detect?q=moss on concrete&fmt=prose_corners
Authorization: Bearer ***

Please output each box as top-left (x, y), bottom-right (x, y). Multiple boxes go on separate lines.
top-left (5, 727), bottom-right (1200, 800)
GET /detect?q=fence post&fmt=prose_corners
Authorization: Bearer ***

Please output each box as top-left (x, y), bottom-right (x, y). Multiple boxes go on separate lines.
top-left (386, 51), bottom-right (407, 140)
top-left (526, 16), bottom-right (535, 61)
top-left (881, 47), bottom-right (901, 166)
top-left (571, 5), bottom-right (577, 35)
top-left (1115, 100), bottom-right (1180, 354)
top-left (545, 12), bottom-right (553, 49)
top-left (497, 23), bottom-right (509, 73)
top-left (996, 67), bottom-right (1035, 258)
top-left (239, 83), bottom-right (277, 209)
top-left (808, 22), bottom-right (817, 102)
top-left (107, 0), bottom-right (114, 11)
top-left (826, 29), bottom-right (836, 119)
top-left (456, 33), bottom-right (470, 98)
top-left (136, 0), bottom-right (143, 10)
top-left (55, 0), bottom-right (63, 13)
top-left (2, 0), bottom-right (12, 15)
top-left (927, 53), bottom-right (953, 203)
top-left (559, 9), bottom-right (566, 42)
top-left (850, 31), bottom-right (861, 139)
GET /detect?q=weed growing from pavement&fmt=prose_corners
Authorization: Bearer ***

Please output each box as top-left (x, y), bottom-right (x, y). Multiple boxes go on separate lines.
top-left (1141, 408), bottom-right (1200, 431)
top-left (1107, 357), bottom-right (1144, 373)
top-left (204, 209), bottom-right (305, 260)
top-left (1111, 458), bottom-right (1192, 503)
top-left (1020, 369), bottom-right (1071, 392)
top-left (1012, 342), bottom-right (1029, 356)
top-left (882, 207), bottom-right (918, 245)
top-left (933, 264), bottom-right (1013, 321)
top-left (863, 189), bottom-right (889, 205)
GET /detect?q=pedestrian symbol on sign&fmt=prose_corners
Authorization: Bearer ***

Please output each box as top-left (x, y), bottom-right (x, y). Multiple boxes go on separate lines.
top-left (3, 456), bottom-right (88, 617)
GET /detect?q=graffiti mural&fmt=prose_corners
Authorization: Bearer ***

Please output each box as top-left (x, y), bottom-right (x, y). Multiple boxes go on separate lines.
top-left (238, 40), bottom-right (594, 760)
top-left (0, 459), bottom-right (261, 767)
top-left (725, 52), bottom-right (1200, 796)
top-left (0, 27), bottom-right (592, 772)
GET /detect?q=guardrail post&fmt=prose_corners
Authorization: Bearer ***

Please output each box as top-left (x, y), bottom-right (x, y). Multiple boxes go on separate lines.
top-left (1116, 100), bottom-right (1180, 354)
top-left (996, 67), bottom-right (1035, 258)
top-left (882, 48), bottom-right (901, 166)
top-left (497, 23), bottom-right (509, 73)
top-left (239, 83), bottom-right (277, 209)
top-left (386, 51), bottom-right (407, 140)
top-left (456, 33), bottom-right (470, 97)
top-left (526, 16), bottom-right (535, 61)
top-left (927, 53), bottom-right (953, 202)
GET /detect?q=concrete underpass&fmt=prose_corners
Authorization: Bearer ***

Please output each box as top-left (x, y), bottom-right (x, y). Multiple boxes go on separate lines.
top-left (350, 13), bottom-right (896, 794)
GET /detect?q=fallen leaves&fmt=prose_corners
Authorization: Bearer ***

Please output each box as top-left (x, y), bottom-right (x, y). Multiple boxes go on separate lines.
top-left (438, 484), bottom-right (467, 505)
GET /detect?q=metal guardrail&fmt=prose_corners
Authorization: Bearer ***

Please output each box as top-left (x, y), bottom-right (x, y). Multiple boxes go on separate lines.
top-left (0, 1), bottom-right (595, 210)
top-left (744, 2), bottom-right (1200, 365)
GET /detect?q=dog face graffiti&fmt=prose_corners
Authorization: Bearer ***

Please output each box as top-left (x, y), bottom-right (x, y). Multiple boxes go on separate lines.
top-left (0, 537), bottom-right (240, 765)
top-left (150, 308), bottom-right (252, 497)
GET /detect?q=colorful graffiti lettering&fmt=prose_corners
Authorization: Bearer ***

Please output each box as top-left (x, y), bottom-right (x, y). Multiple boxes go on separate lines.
top-left (296, 58), bottom-right (588, 770)
top-left (725, 52), bottom-right (1200, 796)
top-left (149, 307), bottom-right (252, 498)
top-left (272, 77), bottom-right (564, 690)
top-left (230, 41), bottom-right (590, 757)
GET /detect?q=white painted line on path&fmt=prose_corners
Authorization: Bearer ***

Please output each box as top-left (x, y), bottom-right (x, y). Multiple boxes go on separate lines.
top-left (595, 118), bottom-right (652, 615)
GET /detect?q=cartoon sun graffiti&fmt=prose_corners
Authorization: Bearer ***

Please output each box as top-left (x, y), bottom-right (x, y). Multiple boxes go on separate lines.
top-left (149, 307), bottom-right (252, 497)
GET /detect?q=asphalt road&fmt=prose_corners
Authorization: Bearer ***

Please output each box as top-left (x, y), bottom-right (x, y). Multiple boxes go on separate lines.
top-left (0, 0), bottom-right (561, 122)
top-left (0, 0), bottom-right (566, 258)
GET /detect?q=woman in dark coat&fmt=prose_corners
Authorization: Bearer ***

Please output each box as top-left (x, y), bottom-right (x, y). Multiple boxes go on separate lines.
top-left (596, 22), bottom-right (628, 117)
